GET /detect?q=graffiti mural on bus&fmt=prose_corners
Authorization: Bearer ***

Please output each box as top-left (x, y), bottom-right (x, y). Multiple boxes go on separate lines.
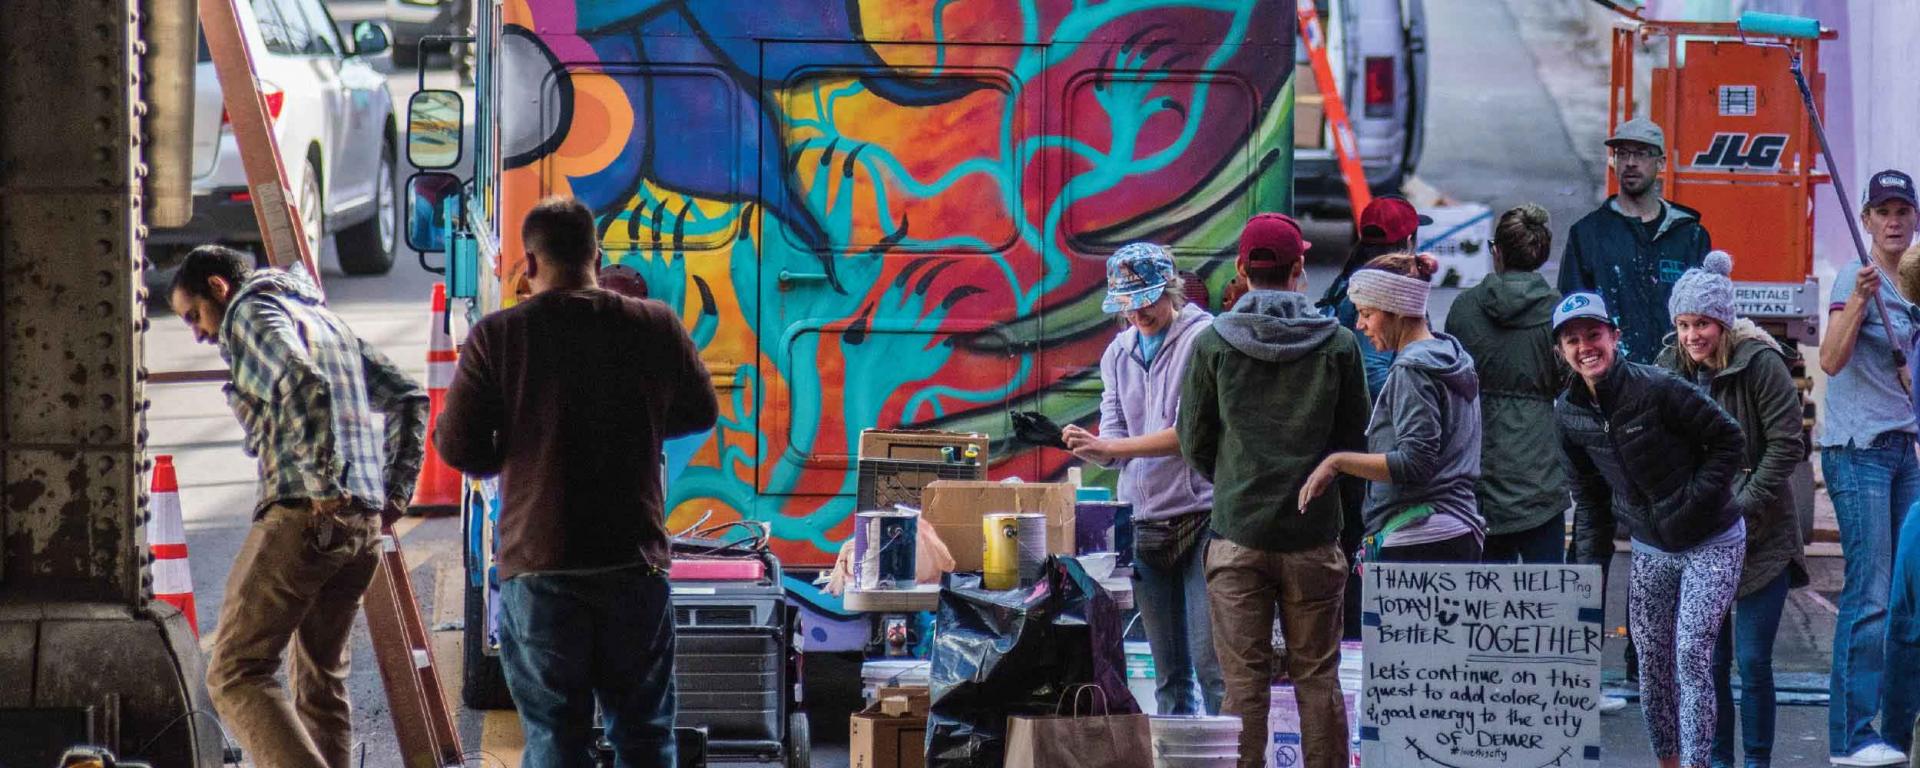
top-left (492, 0), bottom-right (1295, 564)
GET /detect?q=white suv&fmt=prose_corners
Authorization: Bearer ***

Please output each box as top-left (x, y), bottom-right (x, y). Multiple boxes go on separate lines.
top-left (149, 0), bottom-right (399, 276)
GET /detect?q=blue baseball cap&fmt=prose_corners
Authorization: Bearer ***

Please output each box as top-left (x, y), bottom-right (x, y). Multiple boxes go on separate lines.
top-left (1552, 292), bottom-right (1615, 334)
top-left (1103, 243), bottom-right (1177, 314)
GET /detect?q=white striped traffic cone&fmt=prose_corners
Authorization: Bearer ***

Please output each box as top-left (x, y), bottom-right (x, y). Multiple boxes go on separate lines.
top-left (411, 282), bottom-right (460, 514)
top-left (149, 454), bottom-right (198, 637)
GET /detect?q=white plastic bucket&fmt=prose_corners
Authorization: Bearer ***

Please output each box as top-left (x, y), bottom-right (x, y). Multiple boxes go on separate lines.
top-left (1125, 640), bottom-right (1158, 715)
top-left (1157, 754), bottom-right (1238, 768)
top-left (860, 659), bottom-right (929, 705)
top-left (1152, 715), bottom-right (1242, 767)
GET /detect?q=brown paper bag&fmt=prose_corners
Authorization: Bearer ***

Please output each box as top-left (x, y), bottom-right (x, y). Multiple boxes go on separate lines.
top-left (1004, 685), bottom-right (1151, 768)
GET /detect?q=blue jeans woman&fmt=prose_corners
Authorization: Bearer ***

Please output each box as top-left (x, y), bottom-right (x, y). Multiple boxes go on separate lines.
top-left (1065, 243), bottom-right (1223, 713)
top-left (1816, 172), bottom-right (1920, 767)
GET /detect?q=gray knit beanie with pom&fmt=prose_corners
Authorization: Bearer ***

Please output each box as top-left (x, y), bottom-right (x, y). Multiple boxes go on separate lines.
top-left (1668, 250), bottom-right (1736, 328)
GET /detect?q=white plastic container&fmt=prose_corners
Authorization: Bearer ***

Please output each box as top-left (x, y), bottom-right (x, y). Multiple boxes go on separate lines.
top-left (1418, 202), bottom-right (1495, 288)
top-left (860, 659), bottom-right (930, 705)
top-left (1125, 640), bottom-right (1158, 715)
top-left (1152, 715), bottom-right (1242, 767)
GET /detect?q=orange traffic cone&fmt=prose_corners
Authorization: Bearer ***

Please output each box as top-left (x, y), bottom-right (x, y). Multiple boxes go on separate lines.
top-left (411, 282), bottom-right (461, 515)
top-left (149, 455), bottom-right (198, 637)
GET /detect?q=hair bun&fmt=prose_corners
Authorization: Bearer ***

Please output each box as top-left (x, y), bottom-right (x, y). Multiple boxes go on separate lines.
top-left (1519, 203), bottom-right (1549, 227)
top-left (1704, 250), bottom-right (1734, 276)
top-left (1414, 251), bottom-right (1439, 280)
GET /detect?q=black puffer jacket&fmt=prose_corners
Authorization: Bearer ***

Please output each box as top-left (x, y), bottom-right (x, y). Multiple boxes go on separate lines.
top-left (1558, 359), bottom-right (1746, 563)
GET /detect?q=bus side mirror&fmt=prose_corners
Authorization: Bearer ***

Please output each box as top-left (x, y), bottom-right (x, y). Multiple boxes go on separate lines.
top-left (407, 89), bottom-right (464, 169)
top-left (406, 171), bottom-right (462, 254)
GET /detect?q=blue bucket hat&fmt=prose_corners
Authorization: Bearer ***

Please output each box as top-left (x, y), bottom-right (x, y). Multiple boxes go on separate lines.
top-left (1103, 243), bottom-right (1176, 314)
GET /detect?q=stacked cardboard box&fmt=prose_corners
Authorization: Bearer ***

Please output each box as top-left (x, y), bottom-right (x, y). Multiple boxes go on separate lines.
top-left (851, 687), bottom-right (931, 768)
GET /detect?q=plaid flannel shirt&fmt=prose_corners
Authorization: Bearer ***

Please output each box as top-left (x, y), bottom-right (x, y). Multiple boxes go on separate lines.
top-left (218, 265), bottom-right (429, 519)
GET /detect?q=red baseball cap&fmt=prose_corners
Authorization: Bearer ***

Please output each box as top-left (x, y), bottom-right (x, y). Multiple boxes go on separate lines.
top-left (1358, 195), bottom-right (1432, 245)
top-left (1239, 213), bottom-right (1311, 270)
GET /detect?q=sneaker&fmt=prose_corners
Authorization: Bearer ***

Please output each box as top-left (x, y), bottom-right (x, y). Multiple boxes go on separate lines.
top-left (1831, 743), bottom-right (1907, 766)
top-left (1598, 695), bottom-right (1628, 714)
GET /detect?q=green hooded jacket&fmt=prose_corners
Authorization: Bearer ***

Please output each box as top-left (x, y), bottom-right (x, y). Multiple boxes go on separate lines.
top-left (1657, 320), bottom-right (1810, 598)
top-left (1178, 290), bottom-right (1373, 552)
top-left (1444, 271), bottom-right (1568, 536)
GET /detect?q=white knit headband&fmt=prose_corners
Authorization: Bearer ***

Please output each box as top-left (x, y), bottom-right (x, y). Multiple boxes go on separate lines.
top-left (1348, 269), bottom-right (1431, 317)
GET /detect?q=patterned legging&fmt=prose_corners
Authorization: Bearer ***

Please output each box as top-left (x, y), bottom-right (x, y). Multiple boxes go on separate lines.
top-left (1630, 538), bottom-right (1744, 767)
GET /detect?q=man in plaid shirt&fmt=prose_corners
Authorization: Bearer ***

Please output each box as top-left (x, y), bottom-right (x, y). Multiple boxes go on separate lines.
top-left (168, 244), bottom-right (428, 768)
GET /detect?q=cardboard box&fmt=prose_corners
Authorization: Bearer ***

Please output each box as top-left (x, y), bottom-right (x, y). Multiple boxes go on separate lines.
top-left (875, 686), bottom-right (931, 718)
top-left (859, 429), bottom-right (991, 463)
top-left (921, 480), bottom-right (1076, 572)
top-left (1293, 63), bottom-right (1327, 149)
top-left (851, 706), bottom-right (927, 768)
top-left (1295, 95), bottom-right (1327, 149)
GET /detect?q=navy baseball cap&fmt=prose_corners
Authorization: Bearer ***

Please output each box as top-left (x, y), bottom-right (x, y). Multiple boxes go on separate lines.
top-left (1865, 169), bottom-right (1917, 208)
top-left (1552, 292), bottom-right (1615, 335)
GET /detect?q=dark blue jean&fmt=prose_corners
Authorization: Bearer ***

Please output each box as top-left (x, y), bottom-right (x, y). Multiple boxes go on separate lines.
top-left (1710, 569), bottom-right (1790, 768)
top-left (1885, 501), bottom-right (1920, 754)
top-left (1823, 435), bottom-right (1920, 756)
top-left (498, 564), bottom-right (678, 768)
top-left (1482, 515), bottom-right (1567, 565)
top-left (1132, 528), bottom-right (1224, 715)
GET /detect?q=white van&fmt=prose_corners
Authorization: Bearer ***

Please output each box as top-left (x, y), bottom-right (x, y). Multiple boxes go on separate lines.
top-left (1294, 0), bottom-right (1428, 214)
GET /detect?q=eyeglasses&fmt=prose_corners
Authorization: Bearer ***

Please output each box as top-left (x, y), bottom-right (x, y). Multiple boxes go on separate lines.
top-left (1612, 147), bottom-right (1663, 161)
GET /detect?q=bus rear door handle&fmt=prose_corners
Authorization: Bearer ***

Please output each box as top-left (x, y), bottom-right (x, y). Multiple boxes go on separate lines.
top-left (778, 270), bottom-right (829, 289)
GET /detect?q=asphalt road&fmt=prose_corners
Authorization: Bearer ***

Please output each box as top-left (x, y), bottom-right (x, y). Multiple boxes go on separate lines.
top-left (145, 1), bottom-right (1849, 766)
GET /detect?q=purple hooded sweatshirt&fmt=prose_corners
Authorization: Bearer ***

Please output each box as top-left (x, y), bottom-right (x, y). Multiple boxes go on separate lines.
top-left (1098, 302), bottom-right (1215, 521)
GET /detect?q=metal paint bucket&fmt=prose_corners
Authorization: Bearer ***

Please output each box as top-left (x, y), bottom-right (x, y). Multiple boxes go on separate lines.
top-left (983, 512), bottom-right (1047, 590)
top-left (1074, 501), bottom-right (1135, 555)
top-left (852, 509), bottom-right (919, 590)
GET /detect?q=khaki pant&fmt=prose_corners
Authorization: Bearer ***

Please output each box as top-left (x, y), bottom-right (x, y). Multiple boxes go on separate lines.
top-left (1206, 538), bottom-right (1349, 768)
top-left (208, 504), bottom-right (379, 768)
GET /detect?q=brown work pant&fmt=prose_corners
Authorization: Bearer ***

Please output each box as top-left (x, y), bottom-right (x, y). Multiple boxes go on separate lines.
top-left (1206, 538), bottom-right (1350, 768)
top-left (208, 503), bottom-right (378, 768)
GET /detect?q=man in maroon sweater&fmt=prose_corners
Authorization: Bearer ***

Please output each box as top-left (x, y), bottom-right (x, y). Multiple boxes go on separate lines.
top-left (435, 197), bottom-right (718, 767)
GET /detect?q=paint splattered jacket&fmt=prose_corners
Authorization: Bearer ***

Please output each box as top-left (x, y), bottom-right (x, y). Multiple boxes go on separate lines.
top-left (1096, 302), bottom-right (1215, 522)
top-left (217, 264), bottom-right (429, 519)
top-left (1557, 197), bottom-right (1712, 365)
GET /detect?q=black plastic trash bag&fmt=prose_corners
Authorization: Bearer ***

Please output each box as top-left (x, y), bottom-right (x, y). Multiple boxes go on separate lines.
top-left (925, 555), bottom-right (1139, 768)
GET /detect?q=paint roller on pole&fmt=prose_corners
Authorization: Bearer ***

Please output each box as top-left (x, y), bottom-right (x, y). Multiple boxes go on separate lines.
top-left (1738, 10), bottom-right (1911, 390)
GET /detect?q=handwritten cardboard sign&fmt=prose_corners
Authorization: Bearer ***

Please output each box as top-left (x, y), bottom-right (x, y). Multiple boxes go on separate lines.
top-left (1361, 564), bottom-right (1604, 767)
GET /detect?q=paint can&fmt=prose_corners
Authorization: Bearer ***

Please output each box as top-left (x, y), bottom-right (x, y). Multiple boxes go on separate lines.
top-left (1076, 501), bottom-right (1135, 567)
top-left (1074, 501), bottom-right (1134, 555)
top-left (983, 512), bottom-right (1047, 590)
top-left (852, 509), bottom-right (919, 590)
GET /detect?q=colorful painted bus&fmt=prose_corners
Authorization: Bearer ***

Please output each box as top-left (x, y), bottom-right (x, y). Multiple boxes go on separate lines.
top-left (405, 0), bottom-right (1299, 707)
